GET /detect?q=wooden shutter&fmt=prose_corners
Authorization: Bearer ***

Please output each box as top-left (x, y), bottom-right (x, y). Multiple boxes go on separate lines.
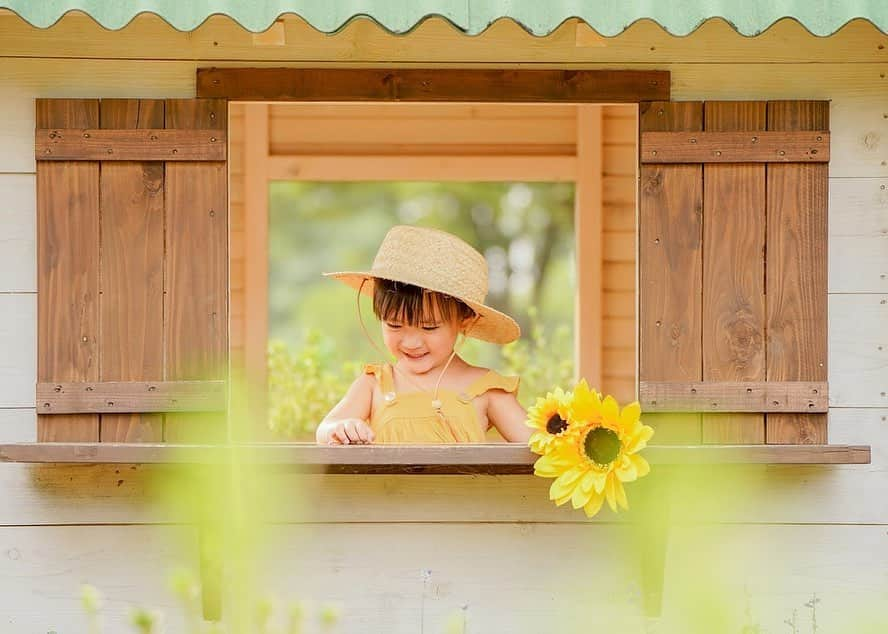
top-left (36, 98), bottom-right (228, 444)
top-left (638, 100), bottom-right (829, 445)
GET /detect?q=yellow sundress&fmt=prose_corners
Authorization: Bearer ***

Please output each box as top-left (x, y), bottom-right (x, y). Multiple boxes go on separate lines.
top-left (364, 363), bottom-right (520, 444)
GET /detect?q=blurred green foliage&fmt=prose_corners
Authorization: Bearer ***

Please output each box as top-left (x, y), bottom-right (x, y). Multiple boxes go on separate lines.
top-left (268, 308), bottom-right (575, 439)
top-left (267, 181), bottom-right (577, 439)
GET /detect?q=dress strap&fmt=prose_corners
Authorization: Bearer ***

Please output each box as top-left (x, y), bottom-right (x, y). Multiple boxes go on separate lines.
top-left (465, 370), bottom-right (520, 400)
top-left (364, 362), bottom-right (396, 394)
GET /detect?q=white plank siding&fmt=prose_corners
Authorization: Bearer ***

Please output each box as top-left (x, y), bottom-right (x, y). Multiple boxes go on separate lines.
top-left (0, 294), bottom-right (35, 408)
top-left (829, 177), bottom-right (888, 294)
top-left (0, 174), bottom-right (36, 293)
top-left (829, 295), bottom-right (888, 408)
top-left (0, 525), bottom-right (198, 633)
top-left (0, 409), bottom-right (35, 442)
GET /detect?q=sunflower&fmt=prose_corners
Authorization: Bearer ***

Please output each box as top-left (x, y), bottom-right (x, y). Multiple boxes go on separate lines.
top-left (525, 387), bottom-right (573, 454)
top-left (533, 380), bottom-right (654, 518)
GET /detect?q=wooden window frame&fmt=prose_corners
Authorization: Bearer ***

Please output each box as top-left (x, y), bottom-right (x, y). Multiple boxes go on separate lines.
top-left (2, 68), bottom-right (870, 470)
top-left (237, 101), bottom-right (608, 436)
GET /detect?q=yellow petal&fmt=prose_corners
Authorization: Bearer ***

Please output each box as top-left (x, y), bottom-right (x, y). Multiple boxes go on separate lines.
top-left (583, 492), bottom-right (605, 518)
top-left (570, 380), bottom-right (602, 423)
top-left (550, 466), bottom-right (585, 498)
top-left (534, 453), bottom-right (570, 478)
top-left (614, 478), bottom-right (629, 511)
top-left (630, 454), bottom-right (651, 478)
top-left (602, 395), bottom-right (619, 424)
top-left (619, 401), bottom-right (641, 428)
top-left (593, 469), bottom-right (608, 494)
top-left (580, 470), bottom-right (604, 494)
top-left (615, 454), bottom-right (638, 482)
top-left (529, 432), bottom-right (552, 455)
top-left (626, 425), bottom-right (655, 453)
top-left (571, 482), bottom-right (594, 509)
top-left (550, 480), bottom-right (574, 506)
top-left (605, 473), bottom-right (618, 512)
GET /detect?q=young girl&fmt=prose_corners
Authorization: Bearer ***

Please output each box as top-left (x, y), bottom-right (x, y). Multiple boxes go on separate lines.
top-left (315, 225), bottom-right (531, 445)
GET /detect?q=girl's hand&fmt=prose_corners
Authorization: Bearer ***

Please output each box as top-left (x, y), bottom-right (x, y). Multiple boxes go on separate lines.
top-left (328, 418), bottom-right (376, 445)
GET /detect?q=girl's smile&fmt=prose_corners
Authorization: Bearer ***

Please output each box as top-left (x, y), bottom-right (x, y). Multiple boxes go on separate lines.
top-left (382, 315), bottom-right (465, 376)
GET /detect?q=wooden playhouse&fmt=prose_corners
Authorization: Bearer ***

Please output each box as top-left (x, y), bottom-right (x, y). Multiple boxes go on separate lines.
top-left (0, 3), bottom-right (885, 632)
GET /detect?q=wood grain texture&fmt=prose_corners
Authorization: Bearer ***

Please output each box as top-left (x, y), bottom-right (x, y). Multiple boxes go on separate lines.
top-left (268, 102), bottom-right (577, 151)
top-left (3, 62), bottom-right (884, 174)
top-left (36, 127), bottom-right (226, 161)
top-left (640, 130), bottom-right (829, 163)
top-left (264, 154), bottom-right (577, 181)
top-left (197, 68), bottom-right (670, 102)
top-left (640, 381), bottom-right (827, 412)
top-left (702, 102), bottom-right (767, 443)
top-left (163, 99), bottom-right (228, 444)
top-left (575, 105), bottom-right (604, 388)
top-left (37, 381), bottom-right (227, 414)
top-left (36, 99), bottom-right (99, 442)
top-left (0, 442), bottom-right (870, 467)
top-left (0, 405), bottom-right (884, 526)
top-left (639, 101), bottom-right (703, 444)
top-left (242, 103), bottom-right (269, 440)
top-left (766, 101), bottom-right (829, 444)
top-left (99, 99), bottom-right (165, 442)
top-left (1, 14), bottom-right (884, 64)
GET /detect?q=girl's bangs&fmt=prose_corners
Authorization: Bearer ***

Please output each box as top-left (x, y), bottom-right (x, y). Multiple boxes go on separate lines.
top-left (372, 280), bottom-right (472, 325)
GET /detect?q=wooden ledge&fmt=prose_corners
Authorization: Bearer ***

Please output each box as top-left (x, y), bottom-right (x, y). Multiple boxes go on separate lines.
top-left (0, 443), bottom-right (871, 473)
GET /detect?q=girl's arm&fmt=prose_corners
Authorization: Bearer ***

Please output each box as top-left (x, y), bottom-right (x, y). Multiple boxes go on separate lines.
top-left (315, 373), bottom-right (376, 444)
top-left (486, 389), bottom-right (531, 443)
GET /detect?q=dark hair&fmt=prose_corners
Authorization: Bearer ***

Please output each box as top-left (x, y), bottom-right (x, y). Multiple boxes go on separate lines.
top-left (372, 279), bottom-right (476, 326)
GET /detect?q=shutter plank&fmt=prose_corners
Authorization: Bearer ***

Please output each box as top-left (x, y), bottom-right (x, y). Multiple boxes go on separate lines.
top-left (36, 99), bottom-right (100, 441)
top-left (766, 101), bottom-right (829, 444)
top-left (164, 99), bottom-right (228, 443)
top-left (639, 102), bottom-right (703, 444)
top-left (702, 102), bottom-right (766, 443)
top-left (99, 99), bottom-right (165, 442)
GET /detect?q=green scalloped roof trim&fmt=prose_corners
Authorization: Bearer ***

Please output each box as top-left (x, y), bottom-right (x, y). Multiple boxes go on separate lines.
top-left (1, 1), bottom-right (886, 36)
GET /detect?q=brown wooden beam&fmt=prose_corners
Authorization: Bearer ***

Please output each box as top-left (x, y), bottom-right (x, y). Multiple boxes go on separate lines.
top-left (0, 442), bottom-right (870, 468)
top-left (196, 68), bottom-right (670, 102)
top-left (639, 381), bottom-right (828, 412)
top-left (36, 381), bottom-right (227, 413)
top-left (640, 130), bottom-right (829, 163)
top-left (36, 128), bottom-right (226, 161)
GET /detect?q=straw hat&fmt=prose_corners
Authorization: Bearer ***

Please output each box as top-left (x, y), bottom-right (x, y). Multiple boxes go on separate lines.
top-left (324, 225), bottom-right (520, 344)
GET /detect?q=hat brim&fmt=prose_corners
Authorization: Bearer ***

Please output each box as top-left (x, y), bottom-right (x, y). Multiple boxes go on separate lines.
top-left (323, 271), bottom-right (521, 345)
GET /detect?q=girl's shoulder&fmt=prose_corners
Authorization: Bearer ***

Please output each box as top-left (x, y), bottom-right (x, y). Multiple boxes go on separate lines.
top-left (456, 364), bottom-right (520, 398)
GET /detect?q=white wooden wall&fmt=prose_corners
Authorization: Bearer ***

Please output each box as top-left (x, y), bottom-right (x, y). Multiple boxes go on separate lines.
top-left (0, 12), bottom-right (885, 633)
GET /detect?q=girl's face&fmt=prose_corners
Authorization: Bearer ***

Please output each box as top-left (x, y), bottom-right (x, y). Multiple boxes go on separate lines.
top-left (381, 307), bottom-right (467, 375)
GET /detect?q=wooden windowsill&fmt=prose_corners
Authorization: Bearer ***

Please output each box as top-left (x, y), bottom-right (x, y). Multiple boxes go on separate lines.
top-left (0, 442), bottom-right (871, 473)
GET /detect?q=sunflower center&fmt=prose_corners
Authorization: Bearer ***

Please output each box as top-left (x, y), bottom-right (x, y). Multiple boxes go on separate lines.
top-left (546, 414), bottom-right (568, 435)
top-left (583, 427), bottom-right (621, 466)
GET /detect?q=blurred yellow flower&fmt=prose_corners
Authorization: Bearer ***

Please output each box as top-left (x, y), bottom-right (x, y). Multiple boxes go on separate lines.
top-left (529, 380), bottom-right (653, 518)
top-left (525, 386), bottom-right (572, 453)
